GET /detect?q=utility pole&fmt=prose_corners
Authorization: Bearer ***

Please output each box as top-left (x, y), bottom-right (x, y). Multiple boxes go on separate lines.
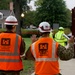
top-left (72, 7), bottom-right (75, 58)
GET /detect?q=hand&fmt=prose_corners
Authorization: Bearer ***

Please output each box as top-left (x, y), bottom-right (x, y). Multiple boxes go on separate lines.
top-left (31, 34), bottom-right (38, 43)
top-left (68, 36), bottom-right (74, 43)
top-left (20, 53), bottom-right (25, 58)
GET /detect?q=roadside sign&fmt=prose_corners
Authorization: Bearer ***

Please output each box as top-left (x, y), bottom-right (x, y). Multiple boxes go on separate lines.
top-left (53, 23), bottom-right (59, 29)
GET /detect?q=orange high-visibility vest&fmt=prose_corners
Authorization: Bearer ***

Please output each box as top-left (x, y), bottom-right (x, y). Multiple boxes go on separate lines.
top-left (0, 33), bottom-right (23, 71)
top-left (31, 37), bottom-right (59, 75)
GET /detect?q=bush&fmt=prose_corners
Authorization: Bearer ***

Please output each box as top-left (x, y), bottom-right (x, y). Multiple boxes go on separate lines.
top-left (0, 29), bottom-right (6, 33)
top-left (0, 28), bottom-right (70, 38)
top-left (21, 29), bottom-right (39, 38)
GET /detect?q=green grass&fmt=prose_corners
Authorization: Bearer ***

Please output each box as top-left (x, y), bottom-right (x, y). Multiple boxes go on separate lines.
top-left (20, 38), bottom-right (34, 75)
top-left (23, 38), bottom-right (32, 51)
top-left (20, 60), bottom-right (34, 75)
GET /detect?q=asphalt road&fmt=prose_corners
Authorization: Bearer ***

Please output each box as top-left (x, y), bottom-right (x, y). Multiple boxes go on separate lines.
top-left (59, 58), bottom-right (75, 75)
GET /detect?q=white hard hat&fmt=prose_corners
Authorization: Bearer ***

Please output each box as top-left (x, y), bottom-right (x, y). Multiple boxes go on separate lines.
top-left (38, 22), bottom-right (50, 32)
top-left (59, 27), bottom-right (64, 30)
top-left (4, 15), bottom-right (18, 25)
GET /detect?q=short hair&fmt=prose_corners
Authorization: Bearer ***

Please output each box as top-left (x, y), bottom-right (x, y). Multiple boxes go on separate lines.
top-left (6, 25), bottom-right (13, 30)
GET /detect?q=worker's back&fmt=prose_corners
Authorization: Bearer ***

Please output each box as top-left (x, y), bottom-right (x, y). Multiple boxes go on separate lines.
top-left (31, 37), bottom-right (59, 75)
top-left (0, 32), bottom-right (23, 71)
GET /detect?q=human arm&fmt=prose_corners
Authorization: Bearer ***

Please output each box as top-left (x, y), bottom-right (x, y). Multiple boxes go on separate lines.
top-left (57, 36), bottom-right (74, 60)
top-left (20, 38), bottom-right (25, 55)
top-left (24, 46), bottom-right (35, 60)
top-left (23, 34), bottom-right (38, 60)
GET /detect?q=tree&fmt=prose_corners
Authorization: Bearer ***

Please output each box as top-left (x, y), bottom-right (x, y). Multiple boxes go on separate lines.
top-left (0, 0), bottom-right (28, 35)
top-left (35, 0), bottom-right (43, 7)
top-left (13, 0), bottom-right (25, 35)
top-left (0, 0), bottom-right (11, 9)
top-left (13, 0), bottom-right (31, 35)
top-left (35, 0), bottom-right (71, 27)
top-left (23, 11), bottom-right (36, 27)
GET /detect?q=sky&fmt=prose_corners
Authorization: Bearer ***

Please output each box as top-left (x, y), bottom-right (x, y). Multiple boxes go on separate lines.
top-left (64, 0), bottom-right (75, 10)
top-left (28, 0), bottom-right (36, 10)
top-left (29, 0), bottom-right (75, 10)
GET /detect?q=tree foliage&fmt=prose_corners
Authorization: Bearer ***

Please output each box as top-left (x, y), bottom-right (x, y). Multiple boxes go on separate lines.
top-left (35, 0), bottom-right (43, 7)
top-left (0, 0), bottom-right (71, 28)
top-left (13, 0), bottom-right (30, 35)
top-left (23, 11), bottom-right (36, 26)
top-left (35, 0), bottom-right (71, 27)
top-left (0, 0), bottom-right (31, 34)
top-left (0, 0), bottom-right (11, 9)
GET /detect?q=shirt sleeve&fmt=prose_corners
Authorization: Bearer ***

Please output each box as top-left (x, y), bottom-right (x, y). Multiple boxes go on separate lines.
top-left (20, 38), bottom-right (25, 55)
top-left (57, 44), bottom-right (74, 60)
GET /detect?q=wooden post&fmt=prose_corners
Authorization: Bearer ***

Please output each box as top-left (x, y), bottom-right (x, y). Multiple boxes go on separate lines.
top-left (72, 7), bottom-right (75, 58)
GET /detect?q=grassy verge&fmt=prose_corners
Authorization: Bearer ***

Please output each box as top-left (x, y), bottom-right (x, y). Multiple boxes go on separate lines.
top-left (21, 60), bottom-right (34, 75)
top-left (20, 38), bottom-right (34, 75)
top-left (23, 38), bottom-right (32, 51)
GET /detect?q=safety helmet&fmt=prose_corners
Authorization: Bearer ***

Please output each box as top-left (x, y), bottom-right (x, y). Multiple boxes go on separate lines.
top-left (38, 22), bottom-right (50, 32)
top-left (4, 15), bottom-right (18, 25)
top-left (59, 27), bottom-right (64, 30)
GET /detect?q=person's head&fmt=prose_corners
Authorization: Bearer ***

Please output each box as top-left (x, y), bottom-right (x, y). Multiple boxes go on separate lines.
top-left (38, 22), bottom-right (50, 36)
top-left (4, 15), bottom-right (18, 32)
top-left (58, 27), bottom-right (64, 31)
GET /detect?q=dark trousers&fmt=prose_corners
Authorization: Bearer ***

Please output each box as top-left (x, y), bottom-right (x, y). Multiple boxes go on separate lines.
top-left (35, 73), bottom-right (62, 75)
top-left (0, 71), bottom-right (20, 75)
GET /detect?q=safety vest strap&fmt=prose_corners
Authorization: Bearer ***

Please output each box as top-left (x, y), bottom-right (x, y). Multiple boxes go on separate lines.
top-left (0, 34), bottom-right (20, 62)
top-left (14, 34), bottom-right (19, 54)
top-left (36, 58), bottom-right (58, 61)
top-left (0, 59), bottom-right (19, 62)
top-left (31, 40), bottom-right (58, 61)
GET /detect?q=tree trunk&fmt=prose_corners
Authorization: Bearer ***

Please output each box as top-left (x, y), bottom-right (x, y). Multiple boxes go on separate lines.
top-left (13, 0), bottom-right (22, 35)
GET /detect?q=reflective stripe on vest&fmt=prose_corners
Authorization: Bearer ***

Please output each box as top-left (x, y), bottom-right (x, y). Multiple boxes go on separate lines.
top-left (0, 34), bottom-right (19, 62)
top-left (31, 40), bottom-right (58, 61)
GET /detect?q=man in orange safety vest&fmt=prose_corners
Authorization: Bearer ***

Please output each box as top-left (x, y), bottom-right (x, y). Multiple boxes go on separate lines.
top-left (0, 15), bottom-right (25, 75)
top-left (25, 22), bottom-right (74, 75)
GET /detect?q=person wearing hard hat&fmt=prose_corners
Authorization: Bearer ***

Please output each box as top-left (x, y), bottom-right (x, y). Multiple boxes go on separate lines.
top-left (25, 22), bottom-right (74, 75)
top-left (54, 27), bottom-right (68, 46)
top-left (0, 15), bottom-right (25, 75)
